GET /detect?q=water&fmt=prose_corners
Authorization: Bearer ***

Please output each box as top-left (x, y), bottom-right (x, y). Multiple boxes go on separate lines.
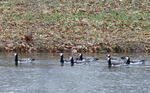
top-left (0, 53), bottom-right (150, 93)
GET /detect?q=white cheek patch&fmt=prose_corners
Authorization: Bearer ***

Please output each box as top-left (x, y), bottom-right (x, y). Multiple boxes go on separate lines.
top-left (107, 58), bottom-right (110, 61)
top-left (59, 53), bottom-right (63, 56)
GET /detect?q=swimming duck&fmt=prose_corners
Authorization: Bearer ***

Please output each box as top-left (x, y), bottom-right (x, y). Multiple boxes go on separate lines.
top-left (125, 57), bottom-right (145, 65)
top-left (14, 53), bottom-right (35, 66)
top-left (76, 53), bottom-right (99, 62)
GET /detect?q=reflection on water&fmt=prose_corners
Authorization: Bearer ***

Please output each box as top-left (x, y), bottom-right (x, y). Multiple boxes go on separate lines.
top-left (0, 53), bottom-right (150, 93)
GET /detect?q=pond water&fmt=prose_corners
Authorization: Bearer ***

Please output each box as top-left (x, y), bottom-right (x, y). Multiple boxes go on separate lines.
top-left (0, 53), bottom-right (150, 93)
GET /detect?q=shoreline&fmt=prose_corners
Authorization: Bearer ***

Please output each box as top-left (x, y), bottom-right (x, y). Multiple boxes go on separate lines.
top-left (0, 41), bottom-right (149, 53)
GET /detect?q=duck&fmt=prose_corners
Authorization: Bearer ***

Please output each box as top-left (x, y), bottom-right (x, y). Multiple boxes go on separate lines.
top-left (14, 53), bottom-right (35, 66)
top-left (125, 57), bottom-right (145, 65)
top-left (75, 53), bottom-right (99, 62)
top-left (107, 57), bottom-right (123, 67)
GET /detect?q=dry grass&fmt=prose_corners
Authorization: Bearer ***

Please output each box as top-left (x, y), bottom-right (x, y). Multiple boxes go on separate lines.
top-left (0, 0), bottom-right (150, 53)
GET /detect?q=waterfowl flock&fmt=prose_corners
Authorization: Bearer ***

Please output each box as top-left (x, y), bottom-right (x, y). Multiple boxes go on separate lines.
top-left (59, 53), bottom-right (145, 67)
top-left (106, 54), bottom-right (145, 67)
top-left (13, 52), bottom-right (145, 68)
top-left (59, 53), bottom-right (99, 66)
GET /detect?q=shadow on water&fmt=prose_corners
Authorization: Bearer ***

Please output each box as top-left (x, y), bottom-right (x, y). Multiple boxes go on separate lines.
top-left (0, 53), bottom-right (150, 93)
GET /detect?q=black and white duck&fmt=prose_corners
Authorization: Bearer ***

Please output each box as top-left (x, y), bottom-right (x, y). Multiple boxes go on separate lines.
top-left (75, 53), bottom-right (99, 63)
top-left (14, 53), bottom-right (35, 66)
top-left (125, 57), bottom-right (145, 65)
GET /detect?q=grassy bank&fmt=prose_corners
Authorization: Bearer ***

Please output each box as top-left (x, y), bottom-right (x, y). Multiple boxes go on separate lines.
top-left (0, 0), bottom-right (150, 53)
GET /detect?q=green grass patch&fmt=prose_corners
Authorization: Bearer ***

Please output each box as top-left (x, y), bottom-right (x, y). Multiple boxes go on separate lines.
top-left (38, 13), bottom-right (65, 23)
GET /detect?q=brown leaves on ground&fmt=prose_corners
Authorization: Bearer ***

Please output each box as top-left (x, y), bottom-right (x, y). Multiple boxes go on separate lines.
top-left (0, 0), bottom-right (149, 53)
top-left (24, 33), bottom-right (33, 43)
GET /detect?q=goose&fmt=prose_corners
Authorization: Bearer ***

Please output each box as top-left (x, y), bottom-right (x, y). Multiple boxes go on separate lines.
top-left (14, 53), bottom-right (35, 66)
top-left (70, 57), bottom-right (74, 66)
top-left (59, 53), bottom-right (70, 66)
top-left (106, 54), bottom-right (126, 63)
top-left (60, 53), bottom-right (64, 66)
top-left (76, 53), bottom-right (99, 62)
top-left (107, 57), bottom-right (123, 67)
top-left (125, 57), bottom-right (145, 65)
